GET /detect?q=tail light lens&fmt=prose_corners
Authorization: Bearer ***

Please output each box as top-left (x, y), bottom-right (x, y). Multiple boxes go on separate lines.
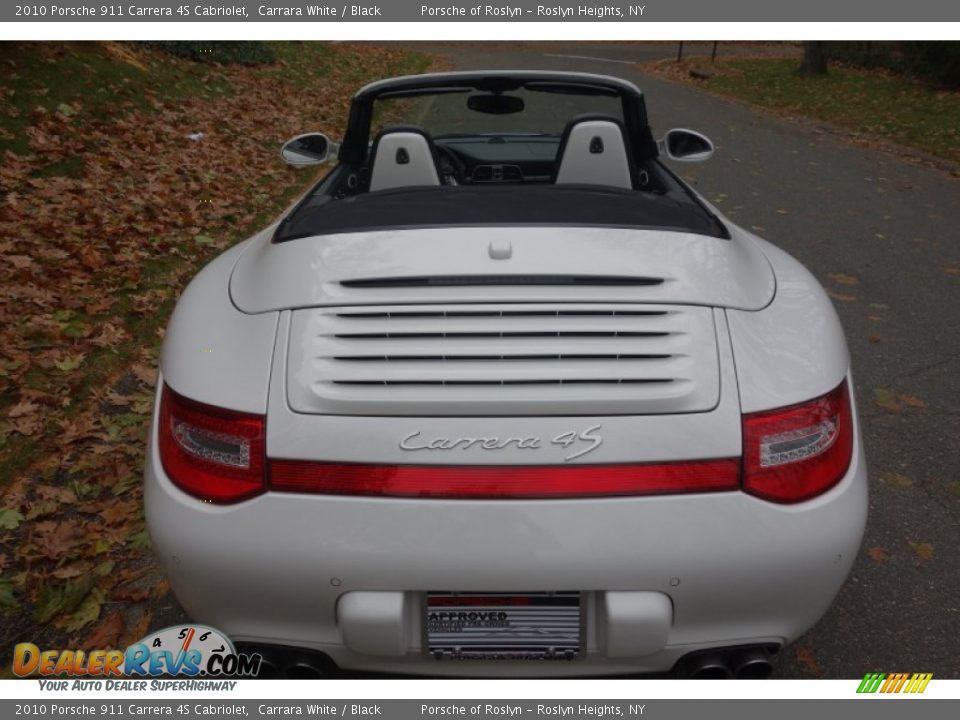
top-left (268, 459), bottom-right (740, 499)
top-left (158, 384), bottom-right (265, 503)
top-left (742, 380), bottom-right (853, 504)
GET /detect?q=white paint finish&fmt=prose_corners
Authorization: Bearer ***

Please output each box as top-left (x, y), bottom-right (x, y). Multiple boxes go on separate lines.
top-left (337, 592), bottom-right (411, 657)
top-left (143, 378), bottom-right (867, 675)
top-left (555, 120), bottom-right (633, 189)
top-left (159, 236), bottom-right (278, 414)
top-left (268, 308), bottom-right (740, 464)
top-left (601, 592), bottom-right (673, 658)
top-left (726, 232), bottom-right (850, 414)
top-left (229, 226), bottom-right (776, 313)
top-left (369, 132), bottom-right (440, 192)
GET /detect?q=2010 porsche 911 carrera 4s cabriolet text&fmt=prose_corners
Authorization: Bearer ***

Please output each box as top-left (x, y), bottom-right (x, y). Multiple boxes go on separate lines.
top-left (144, 71), bottom-right (868, 678)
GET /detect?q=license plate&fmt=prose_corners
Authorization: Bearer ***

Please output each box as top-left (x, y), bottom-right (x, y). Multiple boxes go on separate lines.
top-left (425, 592), bottom-right (582, 661)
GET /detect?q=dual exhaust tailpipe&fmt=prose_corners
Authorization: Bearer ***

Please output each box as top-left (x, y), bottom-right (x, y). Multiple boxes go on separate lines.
top-left (235, 643), bottom-right (334, 679)
top-left (682, 645), bottom-right (776, 679)
top-left (242, 642), bottom-right (776, 679)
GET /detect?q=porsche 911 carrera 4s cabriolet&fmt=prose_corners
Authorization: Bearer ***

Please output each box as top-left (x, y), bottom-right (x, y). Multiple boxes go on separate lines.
top-left (145, 71), bottom-right (867, 678)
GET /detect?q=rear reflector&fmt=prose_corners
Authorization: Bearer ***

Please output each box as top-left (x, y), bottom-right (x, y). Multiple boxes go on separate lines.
top-left (742, 380), bottom-right (853, 504)
top-left (268, 459), bottom-right (740, 499)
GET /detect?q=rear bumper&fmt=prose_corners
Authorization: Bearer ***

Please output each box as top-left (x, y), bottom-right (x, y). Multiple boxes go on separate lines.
top-left (144, 412), bottom-right (867, 676)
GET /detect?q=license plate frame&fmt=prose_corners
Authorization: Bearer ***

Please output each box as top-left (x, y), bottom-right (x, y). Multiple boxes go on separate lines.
top-left (424, 591), bottom-right (584, 661)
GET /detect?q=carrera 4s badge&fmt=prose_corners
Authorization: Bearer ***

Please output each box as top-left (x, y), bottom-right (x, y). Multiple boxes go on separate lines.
top-left (399, 424), bottom-right (603, 461)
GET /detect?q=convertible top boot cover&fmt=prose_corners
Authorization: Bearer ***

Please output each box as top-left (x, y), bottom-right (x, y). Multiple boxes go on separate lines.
top-left (230, 224), bottom-right (775, 313)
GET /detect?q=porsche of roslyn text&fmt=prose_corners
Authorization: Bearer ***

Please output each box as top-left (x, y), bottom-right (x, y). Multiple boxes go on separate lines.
top-left (145, 71), bottom-right (867, 678)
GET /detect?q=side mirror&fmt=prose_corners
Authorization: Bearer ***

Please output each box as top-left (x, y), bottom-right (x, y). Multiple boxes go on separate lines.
top-left (659, 129), bottom-right (715, 163)
top-left (281, 132), bottom-right (338, 166)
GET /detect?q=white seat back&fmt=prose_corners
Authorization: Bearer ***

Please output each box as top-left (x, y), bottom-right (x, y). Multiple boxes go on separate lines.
top-left (555, 120), bottom-right (632, 189)
top-left (369, 131), bottom-right (440, 192)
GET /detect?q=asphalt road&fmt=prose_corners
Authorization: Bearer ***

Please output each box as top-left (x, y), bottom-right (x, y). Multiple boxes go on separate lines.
top-left (404, 41), bottom-right (959, 678)
top-left (156, 42), bottom-right (960, 679)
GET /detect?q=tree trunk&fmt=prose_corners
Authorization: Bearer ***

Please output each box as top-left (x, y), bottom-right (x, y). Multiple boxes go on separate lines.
top-left (800, 41), bottom-right (829, 75)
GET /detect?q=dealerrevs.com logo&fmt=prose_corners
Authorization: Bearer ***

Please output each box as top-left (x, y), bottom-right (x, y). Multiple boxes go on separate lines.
top-left (13, 624), bottom-right (261, 679)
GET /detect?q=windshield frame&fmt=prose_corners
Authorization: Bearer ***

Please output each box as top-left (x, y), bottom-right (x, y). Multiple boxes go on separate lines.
top-left (338, 71), bottom-right (657, 166)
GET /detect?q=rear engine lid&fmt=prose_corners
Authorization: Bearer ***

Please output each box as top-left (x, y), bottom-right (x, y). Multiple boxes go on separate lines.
top-left (287, 303), bottom-right (720, 417)
top-left (230, 226), bottom-right (774, 313)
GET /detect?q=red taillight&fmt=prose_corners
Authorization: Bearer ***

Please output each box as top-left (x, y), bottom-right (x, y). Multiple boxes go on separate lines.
top-left (742, 380), bottom-right (853, 504)
top-left (158, 384), bottom-right (265, 504)
top-left (268, 458), bottom-right (740, 499)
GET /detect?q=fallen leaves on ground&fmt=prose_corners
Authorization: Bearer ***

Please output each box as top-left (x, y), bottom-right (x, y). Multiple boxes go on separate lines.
top-left (874, 388), bottom-right (927, 413)
top-left (0, 41), bottom-right (428, 655)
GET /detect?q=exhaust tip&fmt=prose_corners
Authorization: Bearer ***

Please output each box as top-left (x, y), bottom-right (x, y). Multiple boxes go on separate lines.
top-left (687, 653), bottom-right (733, 680)
top-left (732, 648), bottom-right (774, 679)
top-left (285, 661), bottom-right (325, 679)
top-left (256, 659), bottom-right (280, 679)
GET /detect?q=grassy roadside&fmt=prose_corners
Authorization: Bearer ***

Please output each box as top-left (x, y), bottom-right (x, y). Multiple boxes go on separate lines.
top-left (0, 41), bottom-right (430, 663)
top-left (645, 57), bottom-right (960, 166)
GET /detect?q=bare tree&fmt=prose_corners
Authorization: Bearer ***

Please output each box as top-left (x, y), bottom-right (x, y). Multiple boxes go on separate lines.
top-left (800, 41), bottom-right (829, 75)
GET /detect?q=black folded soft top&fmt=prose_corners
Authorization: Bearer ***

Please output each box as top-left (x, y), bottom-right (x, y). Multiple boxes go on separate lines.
top-left (274, 184), bottom-right (729, 241)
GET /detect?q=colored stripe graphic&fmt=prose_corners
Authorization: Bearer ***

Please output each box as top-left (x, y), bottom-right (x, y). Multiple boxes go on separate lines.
top-left (857, 672), bottom-right (932, 693)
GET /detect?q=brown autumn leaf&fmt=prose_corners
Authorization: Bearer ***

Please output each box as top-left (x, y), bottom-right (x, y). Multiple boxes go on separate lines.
top-left (868, 334), bottom-right (882, 344)
top-left (79, 245), bottom-right (104, 271)
top-left (85, 298), bottom-right (114, 315)
top-left (0, 552), bottom-right (8, 573)
top-left (908, 541), bottom-right (934, 563)
top-left (7, 399), bottom-right (40, 419)
top-left (794, 644), bottom-right (823, 676)
top-left (867, 546), bottom-right (891, 563)
top-left (10, 414), bottom-right (43, 437)
top-left (31, 520), bottom-right (87, 560)
top-left (80, 611), bottom-right (125, 650)
top-left (828, 291), bottom-right (857, 303)
top-left (154, 578), bottom-right (171, 598)
top-left (52, 562), bottom-right (92, 580)
top-left (827, 272), bottom-right (859, 286)
top-left (874, 388), bottom-right (901, 413)
top-left (90, 323), bottom-right (130, 349)
top-left (112, 587), bottom-right (150, 603)
top-left (900, 394), bottom-right (926, 409)
top-left (879, 471), bottom-right (914, 489)
top-left (35, 484), bottom-right (77, 504)
top-left (105, 390), bottom-right (132, 407)
top-left (130, 362), bottom-right (158, 388)
top-left (98, 500), bottom-right (138, 526)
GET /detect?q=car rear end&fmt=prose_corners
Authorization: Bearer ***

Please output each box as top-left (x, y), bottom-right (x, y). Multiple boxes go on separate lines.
top-left (145, 234), bottom-right (867, 676)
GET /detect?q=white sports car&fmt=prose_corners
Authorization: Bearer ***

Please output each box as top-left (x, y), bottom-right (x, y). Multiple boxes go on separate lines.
top-left (145, 71), bottom-right (867, 678)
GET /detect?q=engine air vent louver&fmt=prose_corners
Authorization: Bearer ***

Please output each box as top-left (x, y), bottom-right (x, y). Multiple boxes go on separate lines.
top-left (286, 304), bottom-right (720, 416)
